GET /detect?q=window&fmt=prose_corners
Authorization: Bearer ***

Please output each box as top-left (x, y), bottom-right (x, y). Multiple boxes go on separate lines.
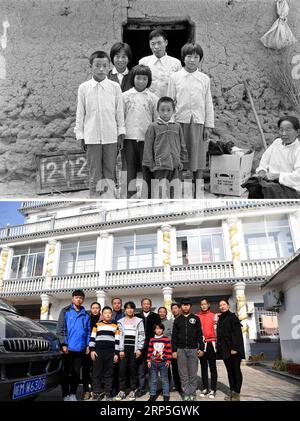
top-left (255, 306), bottom-right (279, 339)
top-left (243, 215), bottom-right (294, 260)
top-left (113, 231), bottom-right (158, 270)
top-left (10, 245), bottom-right (45, 279)
top-left (176, 224), bottom-right (225, 264)
top-left (58, 238), bottom-right (97, 275)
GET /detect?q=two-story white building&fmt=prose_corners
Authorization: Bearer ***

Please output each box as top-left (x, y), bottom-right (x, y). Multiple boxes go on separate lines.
top-left (1, 199), bottom-right (300, 360)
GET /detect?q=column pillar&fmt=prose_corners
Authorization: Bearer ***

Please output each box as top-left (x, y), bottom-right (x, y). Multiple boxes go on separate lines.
top-left (95, 290), bottom-right (107, 309)
top-left (96, 231), bottom-right (112, 286)
top-left (43, 239), bottom-right (60, 289)
top-left (161, 224), bottom-right (172, 283)
top-left (288, 211), bottom-right (300, 251)
top-left (40, 294), bottom-right (51, 320)
top-left (0, 246), bottom-right (13, 292)
top-left (233, 282), bottom-right (250, 359)
top-left (227, 217), bottom-right (242, 276)
top-left (162, 286), bottom-right (173, 319)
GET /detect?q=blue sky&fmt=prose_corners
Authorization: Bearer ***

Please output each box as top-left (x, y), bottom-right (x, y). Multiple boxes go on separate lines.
top-left (0, 202), bottom-right (24, 227)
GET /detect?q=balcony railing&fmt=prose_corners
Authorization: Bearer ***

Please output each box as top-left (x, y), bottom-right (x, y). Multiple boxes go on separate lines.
top-left (0, 258), bottom-right (286, 295)
top-left (1, 200), bottom-right (299, 242)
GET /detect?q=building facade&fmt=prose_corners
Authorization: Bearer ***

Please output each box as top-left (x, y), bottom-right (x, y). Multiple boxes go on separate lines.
top-left (262, 250), bottom-right (300, 364)
top-left (1, 199), bottom-right (300, 359)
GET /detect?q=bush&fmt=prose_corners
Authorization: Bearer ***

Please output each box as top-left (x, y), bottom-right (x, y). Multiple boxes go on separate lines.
top-left (273, 359), bottom-right (287, 371)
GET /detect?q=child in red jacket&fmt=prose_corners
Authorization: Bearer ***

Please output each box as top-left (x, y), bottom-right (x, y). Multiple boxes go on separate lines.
top-left (147, 323), bottom-right (172, 401)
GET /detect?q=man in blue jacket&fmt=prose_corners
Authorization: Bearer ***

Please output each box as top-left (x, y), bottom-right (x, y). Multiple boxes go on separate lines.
top-left (57, 289), bottom-right (91, 401)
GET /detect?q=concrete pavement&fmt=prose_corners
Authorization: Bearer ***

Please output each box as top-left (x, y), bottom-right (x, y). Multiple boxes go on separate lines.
top-left (36, 361), bottom-right (300, 401)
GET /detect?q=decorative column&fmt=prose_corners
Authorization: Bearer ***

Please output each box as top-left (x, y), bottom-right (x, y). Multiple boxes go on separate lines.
top-left (227, 217), bottom-right (242, 276)
top-left (161, 224), bottom-right (172, 284)
top-left (96, 231), bottom-right (113, 286)
top-left (0, 247), bottom-right (13, 292)
top-left (95, 290), bottom-right (107, 309)
top-left (43, 239), bottom-right (60, 290)
top-left (40, 294), bottom-right (51, 320)
top-left (288, 211), bottom-right (300, 251)
top-left (162, 286), bottom-right (173, 319)
top-left (233, 282), bottom-right (250, 359)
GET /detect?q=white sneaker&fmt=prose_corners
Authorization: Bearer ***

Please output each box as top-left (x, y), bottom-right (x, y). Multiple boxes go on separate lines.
top-left (63, 395), bottom-right (71, 401)
top-left (200, 389), bottom-right (208, 397)
top-left (208, 390), bottom-right (216, 399)
top-left (69, 394), bottom-right (78, 401)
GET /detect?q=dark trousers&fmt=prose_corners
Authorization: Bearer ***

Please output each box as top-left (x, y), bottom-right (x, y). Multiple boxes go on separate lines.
top-left (112, 358), bottom-right (120, 395)
top-left (171, 358), bottom-right (182, 392)
top-left (137, 349), bottom-right (148, 391)
top-left (152, 169), bottom-right (181, 198)
top-left (223, 354), bottom-right (243, 393)
top-left (92, 350), bottom-right (114, 394)
top-left (123, 139), bottom-right (152, 198)
top-left (61, 351), bottom-right (85, 397)
top-left (82, 352), bottom-right (92, 392)
top-left (119, 348), bottom-right (138, 392)
top-left (199, 342), bottom-right (218, 391)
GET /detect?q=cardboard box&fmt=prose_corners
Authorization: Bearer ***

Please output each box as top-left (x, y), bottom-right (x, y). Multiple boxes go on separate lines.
top-left (210, 151), bottom-right (254, 196)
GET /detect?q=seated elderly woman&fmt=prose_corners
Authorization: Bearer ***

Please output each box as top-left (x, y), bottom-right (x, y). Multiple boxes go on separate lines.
top-left (244, 116), bottom-right (300, 199)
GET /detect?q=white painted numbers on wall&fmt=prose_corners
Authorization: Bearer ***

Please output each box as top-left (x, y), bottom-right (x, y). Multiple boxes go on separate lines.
top-left (0, 19), bottom-right (9, 79)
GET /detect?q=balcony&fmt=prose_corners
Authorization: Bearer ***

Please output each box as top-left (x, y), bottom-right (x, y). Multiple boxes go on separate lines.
top-left (1, 200), bottom-right (299, 242)
top-left (0, 258), bottom-right (286, 296)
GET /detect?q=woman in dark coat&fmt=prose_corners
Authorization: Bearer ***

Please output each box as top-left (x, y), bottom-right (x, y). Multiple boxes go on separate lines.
top-left (216, 299), bottom-right (245, 401)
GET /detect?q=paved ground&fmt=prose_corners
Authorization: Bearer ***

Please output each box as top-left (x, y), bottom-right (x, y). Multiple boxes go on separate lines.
top-left (36, 362), bottom-right (300, 401)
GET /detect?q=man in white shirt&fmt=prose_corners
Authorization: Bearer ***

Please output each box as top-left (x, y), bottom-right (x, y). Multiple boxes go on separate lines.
top-left (74, 51), bottom-right (125, 198)
top-left (139, 29), bottom-right (181, 98)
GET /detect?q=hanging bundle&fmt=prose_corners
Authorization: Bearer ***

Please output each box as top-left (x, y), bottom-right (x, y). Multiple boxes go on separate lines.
top-left (260, 0), bottom-right (297, 49)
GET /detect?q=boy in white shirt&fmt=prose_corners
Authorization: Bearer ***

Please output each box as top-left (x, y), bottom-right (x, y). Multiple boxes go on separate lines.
top-left (139, 29), bottom-right (181, 98)
top-left (74, 51), bottom-right (125, 198)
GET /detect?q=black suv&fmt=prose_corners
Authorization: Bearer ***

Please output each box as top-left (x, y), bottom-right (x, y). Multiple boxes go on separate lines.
top-left (0, 300), bottom-right (62, 400)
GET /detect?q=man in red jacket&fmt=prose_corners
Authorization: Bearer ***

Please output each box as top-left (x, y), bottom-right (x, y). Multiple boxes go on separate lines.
top-left (196, 298), bottom-right (218, 399)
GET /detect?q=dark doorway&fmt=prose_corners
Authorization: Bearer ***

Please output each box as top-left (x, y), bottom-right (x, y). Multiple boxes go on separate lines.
top-left (123, 19), bottom-right (195, 67)
top-left (14, 304), bottom-right (42, 320)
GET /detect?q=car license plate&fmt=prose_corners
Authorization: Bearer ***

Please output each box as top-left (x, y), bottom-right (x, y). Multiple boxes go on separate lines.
top-left (12, 376), bottom-right (47, 400)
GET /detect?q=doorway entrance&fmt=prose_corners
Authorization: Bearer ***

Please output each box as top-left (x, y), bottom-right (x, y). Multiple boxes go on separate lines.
top-left (122, 19), bottom-right (195, 66)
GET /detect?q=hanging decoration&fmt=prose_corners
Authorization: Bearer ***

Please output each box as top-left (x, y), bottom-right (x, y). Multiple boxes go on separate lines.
top-left (260, 0), bottom-right (297, 49)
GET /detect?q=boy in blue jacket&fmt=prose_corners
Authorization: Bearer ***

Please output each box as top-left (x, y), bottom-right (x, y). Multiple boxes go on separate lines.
top-left (57, 289), bottom-right (91, 401)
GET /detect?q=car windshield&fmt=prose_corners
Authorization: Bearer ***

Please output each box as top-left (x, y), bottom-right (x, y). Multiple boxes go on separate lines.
top-left (0, 299), bottom-right (17, 313)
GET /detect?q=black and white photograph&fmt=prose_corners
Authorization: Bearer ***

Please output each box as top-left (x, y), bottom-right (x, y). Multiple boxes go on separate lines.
top-left (0, 0), bottom-right (299, 415)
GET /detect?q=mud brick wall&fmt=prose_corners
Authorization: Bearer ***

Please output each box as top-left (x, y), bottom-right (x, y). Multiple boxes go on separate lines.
top-left (0, 0), bottom-right (299, 182)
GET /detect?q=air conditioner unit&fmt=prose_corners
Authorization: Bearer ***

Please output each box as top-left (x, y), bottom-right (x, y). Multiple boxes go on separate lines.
top-left (263, 289), bottom-right (284, 311)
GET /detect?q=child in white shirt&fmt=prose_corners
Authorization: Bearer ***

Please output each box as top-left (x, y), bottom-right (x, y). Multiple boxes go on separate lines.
top-left (74, 50), bottom-right (125, 198)
top-left (122, 65), bottom-right (158, 198)
top-left (168, 43), bottom-right (214, 196)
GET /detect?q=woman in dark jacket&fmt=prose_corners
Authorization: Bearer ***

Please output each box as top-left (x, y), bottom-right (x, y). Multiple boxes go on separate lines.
top-left (216, 299), bottom-right (245, 401)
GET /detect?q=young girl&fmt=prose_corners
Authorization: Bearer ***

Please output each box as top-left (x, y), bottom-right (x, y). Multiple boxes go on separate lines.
top-left (122, 64), bottom-right (158, 198)
top-left (147, 323), bottom-right (172, 402)
top-left (108, 42), bottom-right (133, 92)
top-left (167, 43), bottom-right (214, 196)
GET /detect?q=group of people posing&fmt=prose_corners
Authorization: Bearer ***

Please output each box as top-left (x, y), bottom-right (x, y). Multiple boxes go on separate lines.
top-left (74, 28), bottom-right (300, 199)
top-left (74, 29), bottom-right (214, 199)
top-left (57, 290), bottom-right (245, 402)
